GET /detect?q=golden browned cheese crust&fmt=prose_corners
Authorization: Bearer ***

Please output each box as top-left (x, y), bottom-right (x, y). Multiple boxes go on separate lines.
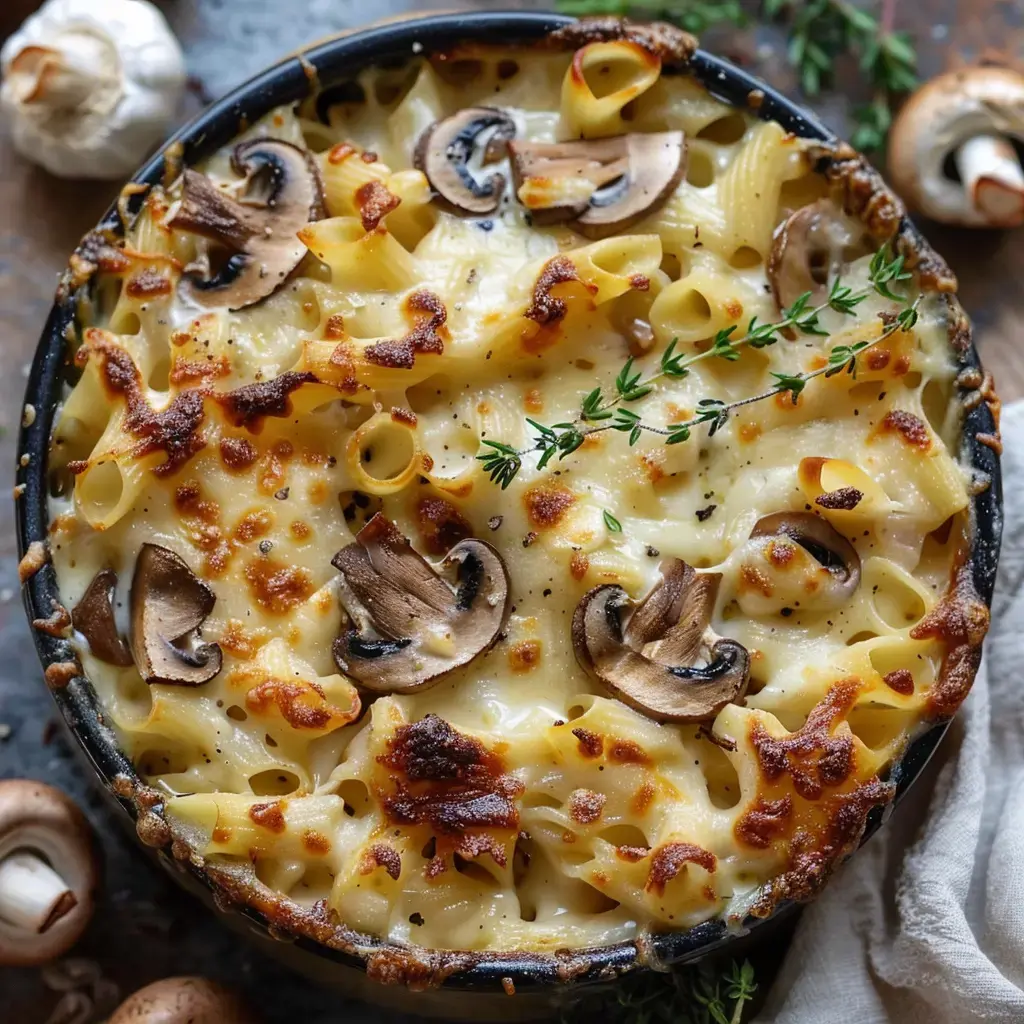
top-left (43, 15), bottom-right (995, 988)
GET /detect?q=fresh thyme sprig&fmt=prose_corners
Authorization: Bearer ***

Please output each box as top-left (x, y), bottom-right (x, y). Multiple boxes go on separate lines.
top-left (560, 958), bottom-right (757, 1024)
top-left (556, 0), bottom-right (746, 34)
top-left (554, 0), bottom-right (917, 153)
top-left (478, 247), bottom-right (918, 489)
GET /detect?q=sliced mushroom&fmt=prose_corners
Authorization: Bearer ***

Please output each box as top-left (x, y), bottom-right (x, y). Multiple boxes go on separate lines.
top-left (742, 511), bottom-right (862, 613)
top-left (414, 107), bottom-right (517, 215)
top-left (71, 567), bottom-right (133, 666)
top-left (130, 544), bottom-right (222, 686)
top-left (0, 780), bottom-right (97, 966)
top-left (768, 199), bottom-right (870, 312)
top-left (508, 131), bottom-right (686, 239)
top-left (332, 513), bottom-right (510, 693)
top-left (167, 139), bottom-right (324, 310)
top-left (108, 977), bottom-right (255, 1024)
top-left (572, 558), bottom-right (749, 723)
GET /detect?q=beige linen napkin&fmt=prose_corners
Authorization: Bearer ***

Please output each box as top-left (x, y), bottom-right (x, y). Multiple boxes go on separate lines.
top-left (756, 401), bottom-right (1024, 1023)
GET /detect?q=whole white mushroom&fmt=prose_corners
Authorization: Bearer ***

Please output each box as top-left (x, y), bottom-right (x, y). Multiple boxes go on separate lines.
top-left (0, 0), bottom-right (186, 179)
top-left (888, 65), bottom-right (1024, 229)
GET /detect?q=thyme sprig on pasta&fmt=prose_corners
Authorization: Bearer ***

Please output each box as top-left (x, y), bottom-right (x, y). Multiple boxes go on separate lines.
top-left (476, 247), bottom-right (919, 489)
top-left (554, 0), bottom-right (916, 152)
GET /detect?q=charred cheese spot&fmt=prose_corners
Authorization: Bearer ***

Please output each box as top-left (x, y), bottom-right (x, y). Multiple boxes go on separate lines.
top-left (219, 436), bottom-right (258, 471)
top-left (569, 550), bottom-right (590, 581)
top-left (365, 291), bottom-right (447, 368)
top-left (524, 255), bottom-right (585, 326)
top-left (608, 740), bottom-right (651, 766)
top-left (82, 332), bottom-right (206, 476)
top-left (249, 800), bottom-right (287, 833)
top-left (415, 495), bottom-right (473, 554)
top-left (568, 788), bottom-right (606, 824)
top-left (523, 485), bottom-right (576, 529)
top-left (508, 639), bottom-right (542, 672)
top-left (125, 267), bottom-right (173, 298)
top-left (244, 678), bottom-right (353, 730)
top-left (877, 409), bottom-right (931, 450)
top-left (244, 558), bottom-right (315, 614)
top-left (361, 843), bottom-right (402, 880)
top-left (645, 842), bottom-right (716, 895)
top-left (572, 727), bottom-right (604, 759)
top-left (882, 668), bottom-right (914, 695)
top-left (750, 679), bottom-right (861, 799)
top-left (217, 372), bottom-right (316, 433)
top-left (376, 715), bottom-right (522, 871)
top-left (734, 795), bottom-right (793, 849)
top-left (302, 829), bottom-right (331, 855)
top-left (356, 180), bottom-right (402, 232)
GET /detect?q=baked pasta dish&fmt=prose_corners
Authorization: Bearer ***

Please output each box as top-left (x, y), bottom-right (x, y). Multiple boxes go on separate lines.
top-left (45, 20), bottom-right (992, 961)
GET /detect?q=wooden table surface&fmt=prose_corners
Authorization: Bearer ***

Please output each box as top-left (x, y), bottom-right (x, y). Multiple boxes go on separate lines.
top-left (0, 2), bottom-right (1020, 1022)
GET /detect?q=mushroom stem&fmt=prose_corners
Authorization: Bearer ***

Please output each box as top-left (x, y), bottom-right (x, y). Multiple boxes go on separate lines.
top-left (0, 851), bottom-right (78, 933)
top-left (956, 134), bottom-right (1024, 226)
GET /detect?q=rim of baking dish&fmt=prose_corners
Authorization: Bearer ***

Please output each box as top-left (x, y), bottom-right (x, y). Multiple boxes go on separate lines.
top-left (14, 10), bottom-right (1003, 994)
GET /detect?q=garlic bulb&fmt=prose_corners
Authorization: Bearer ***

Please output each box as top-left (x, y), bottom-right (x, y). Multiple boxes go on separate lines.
top-left (0, 0), bottom-right (186, 180)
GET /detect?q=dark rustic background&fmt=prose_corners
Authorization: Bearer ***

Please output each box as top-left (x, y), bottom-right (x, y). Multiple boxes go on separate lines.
top-left (1, 2), bottom-right (1021, 1021)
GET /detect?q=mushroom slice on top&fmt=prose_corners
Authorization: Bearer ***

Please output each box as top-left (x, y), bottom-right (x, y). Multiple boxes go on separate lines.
top-left (749, 511), bottom-right (861, 606)
top-left (509, 131), bottom-right (686, 239)
top-left (71, 567), bottom-right (133, 667)
top-left (332, 513), bottom-right (510, 694)
top-left (130, 544), bottom-right (222, 686)
top-left (167, 138), bottom-right (325, 310)
top-left (414, 107), bottom-right (517, 215)
top-left (572, 558), bottom-right (749, 723)
top-left (767, 199), bottom-right (871, 313)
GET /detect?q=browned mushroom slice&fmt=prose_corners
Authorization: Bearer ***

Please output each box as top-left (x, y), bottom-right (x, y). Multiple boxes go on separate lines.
top-left (71, 568), bottom-right (133, 666)
top-left (572, 558), bottom-right (749, 723)
top-left (509, 131), bottom-right (686, 239)
top-left (767, 199), bottom-right (871, 312)
top-left (130, 544), bottom-right (222, 686)
top-left (167, 139), bottom-right (325, 310)
top-left (332, 514), bottom-right (510, 693)
top-left (749, 511), bottom-right (861, 602)
top-left (414, 107), bottom-right (517, 215)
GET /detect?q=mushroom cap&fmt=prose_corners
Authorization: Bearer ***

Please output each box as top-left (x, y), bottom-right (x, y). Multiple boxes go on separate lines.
top-left (414, 106), bottom-right (517, 215)
top-left (575, 130), bottom-right (686, 239)
top-left (509, 131), bottom-right (686, 239)
top-left (888, 65), bottom-right (1024, 227)
top-left (767, 199), bottom-right (869, 312)
top-left (0, 780), bottom-right (97, 967)
top-left (746, 511), bottom-right (862, 610)
top-left (108, 977), bottom-right (255, 1024)
top-left (332, 514), bottom-right (511, 693)
top-left (130, 544), bottom-right (222, 686)
top-left (572, 559), bottom-right (749, 723)
top-left (72, 567), bottom-right (133, 666)
top-left (169, 139), bottom-right (324, 309)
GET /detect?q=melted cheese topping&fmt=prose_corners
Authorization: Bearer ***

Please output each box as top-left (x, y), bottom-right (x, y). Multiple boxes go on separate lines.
top-left (49, 46), bottom-right (969, 954)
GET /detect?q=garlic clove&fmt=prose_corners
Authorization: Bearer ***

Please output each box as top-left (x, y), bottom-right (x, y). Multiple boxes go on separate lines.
top-left (0, 0), bottom-right (185, 180)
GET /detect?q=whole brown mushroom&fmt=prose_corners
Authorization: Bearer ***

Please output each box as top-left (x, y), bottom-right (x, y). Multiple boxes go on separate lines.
top-left (889, 65), bottom-right (1024, 228)
top-left (108, 977), bottom-right (255, 1023)
top-left (0, 780), bottom-right (97, 966)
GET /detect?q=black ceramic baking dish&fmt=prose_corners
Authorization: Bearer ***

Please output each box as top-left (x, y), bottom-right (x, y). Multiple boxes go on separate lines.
top-left (14, 10), bottom-right (1003, 1021)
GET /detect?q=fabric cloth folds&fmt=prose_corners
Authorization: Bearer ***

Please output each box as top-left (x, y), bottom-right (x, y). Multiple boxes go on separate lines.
top-left (756, 402), bottom-right (1024, 1024)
